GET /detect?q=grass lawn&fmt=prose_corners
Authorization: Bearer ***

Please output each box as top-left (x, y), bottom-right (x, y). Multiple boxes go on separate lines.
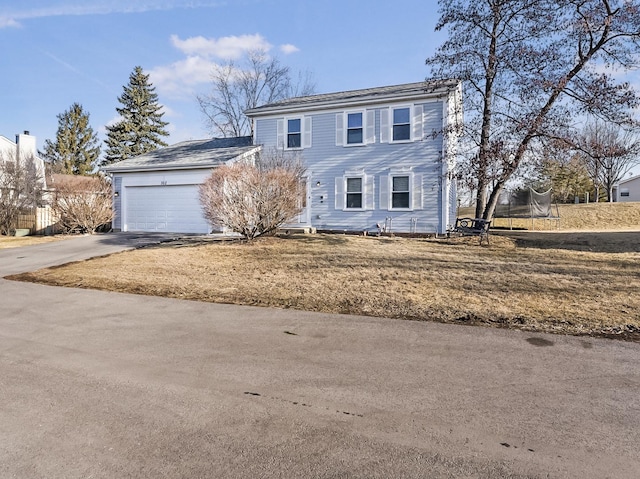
top-left (0, 234), bottom-right (72, 249)
top-left (8, 231), bottom-right (640, 341)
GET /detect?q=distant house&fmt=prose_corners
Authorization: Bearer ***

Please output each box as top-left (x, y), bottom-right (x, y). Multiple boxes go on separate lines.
top-left (616, 175), bottom-right (640, 202)
top-left (0, 131), bottom-right (47, 190)
top-left (104, 80), bottom-right (461, 235)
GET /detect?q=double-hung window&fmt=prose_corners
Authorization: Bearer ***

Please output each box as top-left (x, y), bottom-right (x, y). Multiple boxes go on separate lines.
top-left (287, 118), bottom-right (301, 148)
top-left (380, 104), bottom-right (423, 143)
top-left (380, 171), bottom-right (422, 211)
top-left (277, 116), bottom-right (311, 149)
top-left (336, 110), bottom-right (374, 146)
top-left (335, 173), bottom-right (373, 210)
top-left (391, 175), bottom-right (411, 208)
top-left (392, 107), bottom-right (411, 141)
top-left (346, 177), bottom-right (363, 209)
top-left (347, 112), bottom-right (363, 145)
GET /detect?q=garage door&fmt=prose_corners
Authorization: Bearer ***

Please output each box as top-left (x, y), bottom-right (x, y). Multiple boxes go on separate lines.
top-left (125, 185), bottom-right (210, 233)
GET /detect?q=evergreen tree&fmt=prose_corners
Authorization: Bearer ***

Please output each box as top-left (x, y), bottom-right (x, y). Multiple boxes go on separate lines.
top-left (103, 66), bottom-right (169, 164)
top-left (41, 103), bottom-right (101, 175)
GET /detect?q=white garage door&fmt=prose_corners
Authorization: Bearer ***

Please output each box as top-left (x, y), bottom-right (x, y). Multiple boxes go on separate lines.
top-left (125, 185), bottom-right (210, 233)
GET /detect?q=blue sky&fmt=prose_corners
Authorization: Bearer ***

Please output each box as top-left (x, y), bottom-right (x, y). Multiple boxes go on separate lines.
top-left (0, 0), bottom-right (445, 152)
top-left (2, 0), bottom-right (638, 178)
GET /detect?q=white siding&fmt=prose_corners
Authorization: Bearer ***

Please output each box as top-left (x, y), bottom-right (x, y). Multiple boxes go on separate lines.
top-left (617, 176), bottom-right (640, 202)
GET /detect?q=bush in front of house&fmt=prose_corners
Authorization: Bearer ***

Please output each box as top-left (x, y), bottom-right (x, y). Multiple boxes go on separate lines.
top-left (199, 149), bottom-right (305, 240)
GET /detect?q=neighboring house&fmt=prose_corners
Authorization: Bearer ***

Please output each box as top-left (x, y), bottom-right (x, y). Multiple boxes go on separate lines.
top-left (104, 80), bottom-right (461, 235)
top-left (0, 131), bottom-right (47, 190)
top-left (245, 80), bottom-right (461, 234)
top-left (615, 174), bottom-right (640, 202)
top-left (103, 137), bottom-right (259, 233)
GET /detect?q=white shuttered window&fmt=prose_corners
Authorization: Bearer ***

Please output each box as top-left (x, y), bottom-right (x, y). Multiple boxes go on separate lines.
top-left (278, 116), bottom-right (312, 149)
top-left (379, 171), bottom-right (422, 210)
top-left (335, 173), bottom-right (374, 210)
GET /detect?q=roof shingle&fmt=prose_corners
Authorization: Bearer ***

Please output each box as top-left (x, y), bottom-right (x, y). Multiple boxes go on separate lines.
top-left (102, 136), bottom-right (256, 172)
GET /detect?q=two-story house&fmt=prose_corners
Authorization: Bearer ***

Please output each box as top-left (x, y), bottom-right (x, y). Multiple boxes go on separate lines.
top-left (246, 80), bottom-right (461, 234)
top-left (105, 80), bottom-right (461, 235)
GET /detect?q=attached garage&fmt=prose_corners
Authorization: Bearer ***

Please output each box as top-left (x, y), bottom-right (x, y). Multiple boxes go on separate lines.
top-left (103, 137), bottom-right (258, 234)
top-left (125, 185), bottom-right (209, 233)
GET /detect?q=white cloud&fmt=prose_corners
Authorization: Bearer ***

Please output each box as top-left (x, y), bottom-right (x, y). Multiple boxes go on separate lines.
top-left (0, 17), bottom-right (20, 28)
top-left (0, 1), bottom-right (222, 28)
top-left (150, 56), bottom-right (216, 99)
top-left (150, 33), bottom-right (302, 104)
top-left (280, 44), bottom-right (300, 55)
top-left (170, 34), bottom-right (272, 60)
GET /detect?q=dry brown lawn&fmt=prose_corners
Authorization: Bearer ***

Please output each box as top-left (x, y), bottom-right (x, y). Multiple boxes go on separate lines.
top-left (0, 234), bottom-right (72, 249)
top-left (460, 201), bottom-right (640, 231)
top-left (9, 231), bottom-right (640, 341)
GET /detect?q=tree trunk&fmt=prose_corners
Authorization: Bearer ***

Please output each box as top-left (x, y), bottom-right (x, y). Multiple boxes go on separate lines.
top-left (475, 185), bottom-right (487, 219)
top-left (482, 179), bottom-right (505, 221)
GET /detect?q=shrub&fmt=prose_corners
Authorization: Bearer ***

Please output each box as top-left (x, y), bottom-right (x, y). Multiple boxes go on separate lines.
top-left (199, 149), bottom-right (306, 240)
top-left (52, 175), bottom-right (114, 233)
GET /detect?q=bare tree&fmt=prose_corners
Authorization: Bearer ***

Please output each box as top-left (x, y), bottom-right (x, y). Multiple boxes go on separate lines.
top-left (0, 152), bottom-right (44, 235)
top-left (427, 0), bottom-right (640, 220)
top-left (199, 149), bottom-right (306, 240)
top-left (573, 120), bottom-right (640, 202)
top-left (52, 175), bottom-right (114, 233)
top-left (197, 50), bottom-right (315, 138)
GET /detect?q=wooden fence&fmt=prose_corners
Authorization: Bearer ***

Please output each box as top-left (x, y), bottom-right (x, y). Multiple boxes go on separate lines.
top-left (14, 207), bottom-right (58, 235)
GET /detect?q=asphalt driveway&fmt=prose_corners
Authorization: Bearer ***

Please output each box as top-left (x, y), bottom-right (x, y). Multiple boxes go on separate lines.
top-left (1, 233), bottom-right (639, 478)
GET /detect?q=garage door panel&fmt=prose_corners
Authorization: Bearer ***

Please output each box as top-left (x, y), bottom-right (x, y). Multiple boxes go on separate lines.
top-left (125, 185), bottom-right (209, 233)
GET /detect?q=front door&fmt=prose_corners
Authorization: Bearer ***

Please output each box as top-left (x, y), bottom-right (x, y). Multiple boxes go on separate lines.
top-left (296, 177), bottom-right (311, 225)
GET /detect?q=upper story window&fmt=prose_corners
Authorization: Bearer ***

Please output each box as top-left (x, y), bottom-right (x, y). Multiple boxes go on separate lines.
top-left (336, 110), bottom-right (374, 146)
top-left (392, 108), bottom-right (411, 141)
top-left (347, 112), bottom-right (364, 145)
top-left (380, 104), bottom-right (423, 143)
top-left (392, 175), bottom-right (411, 208)
top-left (277, 117), bottom-right (312, 150)
top-left (287, 118), bottom-right (301, 148)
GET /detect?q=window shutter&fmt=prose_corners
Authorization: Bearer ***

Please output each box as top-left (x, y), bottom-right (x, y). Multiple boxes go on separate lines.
top-left (302, 117), bottom-right (312, 149)
top-left (413, 105), bottom-right (423, 141)
top-left (336, 113), bottom-right (344, 146)
top-left (379, 175), bottom-right (390, 211)
top-left (364, 175), bottom-right (375, 210)
top-left (412, 173), bottom-right (423, 210)
top-left (335, 176), bottom-right (345, 209)
top-left (277, 119), bottom-right (285, 149)
top-left (365, 110), bottom-right (376, 144)
top-left (380, 108), bottom-right (390, 143)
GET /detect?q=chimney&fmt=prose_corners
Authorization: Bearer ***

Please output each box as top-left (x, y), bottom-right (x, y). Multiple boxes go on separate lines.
top-left (15, 131), bottom-right (37, 162)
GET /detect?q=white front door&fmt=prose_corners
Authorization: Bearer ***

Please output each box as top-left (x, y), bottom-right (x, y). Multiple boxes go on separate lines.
top-left (296, 177), bottom-right (311, 225)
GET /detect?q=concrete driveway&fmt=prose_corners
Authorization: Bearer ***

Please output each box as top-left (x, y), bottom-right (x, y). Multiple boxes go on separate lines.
top-left (1, 233), bottom-right (639, 478)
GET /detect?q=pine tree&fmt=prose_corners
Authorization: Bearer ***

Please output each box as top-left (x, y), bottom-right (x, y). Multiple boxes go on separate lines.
top-left (103, 66), bottom-right (169, 164)
top-left (41, 103), bottom-right (101, 175)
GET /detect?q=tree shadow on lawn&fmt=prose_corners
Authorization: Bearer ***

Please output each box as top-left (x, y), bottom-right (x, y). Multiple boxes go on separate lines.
top-left (497, 231), bottom-right (640, 254)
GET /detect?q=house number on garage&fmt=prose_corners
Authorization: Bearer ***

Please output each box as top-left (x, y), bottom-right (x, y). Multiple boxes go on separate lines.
top-left (160, 180), bottom-right (168, 186)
